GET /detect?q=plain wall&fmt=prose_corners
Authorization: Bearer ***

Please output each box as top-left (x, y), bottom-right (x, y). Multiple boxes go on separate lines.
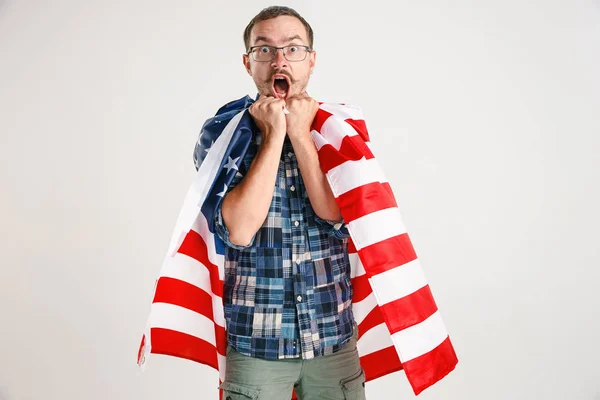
top-left (1, 0), bottom-right (599, 399)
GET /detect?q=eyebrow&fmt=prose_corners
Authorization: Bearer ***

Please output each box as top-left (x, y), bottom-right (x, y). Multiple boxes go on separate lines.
top-left (253, 34), bottom-right (305, 46)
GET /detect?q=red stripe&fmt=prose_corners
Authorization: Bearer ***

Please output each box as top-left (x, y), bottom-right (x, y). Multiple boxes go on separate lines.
top-left (358, 233), bottom-right (417, 276)
top-left (177, 230), bottom-right (223, 298)
top-left (356, 307), bottom-right (385, 340)
top-left (215, 324), bottom-right (227, 355)
top-left (317, 136), bottom-right (373, 174)
top-left (317, 143), bottom-right (353, 175)
top-left (312, 108), bottom-right (332, 132)
top-left (337, 182), bottom-right (398, 223)
top-left (344, 118), bottom-right (370, 142)
top-left (348, 238), bottom-right (357, 253)
top-left (360, 346), bottom-right (404, 382)
top-left (137, 335), bottom-right (146, 364)
top-left (402, 336), bottom-right (458, 395)
top-left (382, 285), bottom-right (438, 334)
top-left (381, 182), bottom-right (398, 207)
top-left (150, 328), bottom-right (219, 370)
top-left (339, 132), bottom-right (373, 159)
top-left (351, 274), bottom-right (372, 303)
top-left (153, 277), bottom-right (214, 320)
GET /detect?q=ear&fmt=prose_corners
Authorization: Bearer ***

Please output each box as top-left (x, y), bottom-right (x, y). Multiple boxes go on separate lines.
top-left (242, 54), bottom-right (252, 76)
top-left (309, 49), bottom-right (316, 74)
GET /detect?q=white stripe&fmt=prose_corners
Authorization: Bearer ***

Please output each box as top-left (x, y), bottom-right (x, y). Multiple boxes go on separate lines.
top-left (348, 207), bottom-right (406, 250)
top-left (326, 157), bottom-right (388, 198)
top-left (319, 103), bottom-right (364, 120)
top-left (391, 310), bottom-right (448, 362)
top-left (311, 129), bottom-right (329, 151)
top-left (356, 322), bottom-right (392, 356)
top-left (349, 252), bottom-right (366, 278)
top-left (368, 259), bottom-right (427, 305)
top-left (161, 253), bottom-right (210, 288)
top-left (150, 303), bottom-right (216, 346)
top-left (218, 353), bottom-right (226, 383)
top-left (352, 291), bottom-right (378, 325)
top-left (319, 116), bottom-right (359, 150)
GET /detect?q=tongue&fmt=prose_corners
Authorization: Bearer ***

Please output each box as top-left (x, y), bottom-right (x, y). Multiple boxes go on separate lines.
top-left (274, 79), bottom-right (289, 94)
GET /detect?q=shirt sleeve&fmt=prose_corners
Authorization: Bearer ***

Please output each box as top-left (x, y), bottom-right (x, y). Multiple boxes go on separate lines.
top-left (213, 171), bottom-right (257, 250)
top-left (313, 214), bottom-right (350, 239)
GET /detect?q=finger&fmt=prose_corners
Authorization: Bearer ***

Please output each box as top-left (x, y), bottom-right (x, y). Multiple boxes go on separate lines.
top-left (256, 93), bottom-right (274, 105)
top-left (259, 96), bottom-right (277, 109)
top-left (268, 97), bottom-right (284, 106)
top-left (265, 97), bottom-right (282, 106)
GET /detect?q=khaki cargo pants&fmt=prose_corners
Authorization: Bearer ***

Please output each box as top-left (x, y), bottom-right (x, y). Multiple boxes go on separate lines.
top-left (218, 327), bottom-right (366, 400)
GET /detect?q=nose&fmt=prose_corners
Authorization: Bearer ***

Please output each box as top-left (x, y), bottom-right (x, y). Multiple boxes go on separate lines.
top-left (270, 48), bottom-right (288, 69)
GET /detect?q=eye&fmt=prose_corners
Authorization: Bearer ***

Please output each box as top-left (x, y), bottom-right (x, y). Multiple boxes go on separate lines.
top-left (288, 46), bottom-right (299, 52)
top-left (259, 46), bottom-right (271, 53)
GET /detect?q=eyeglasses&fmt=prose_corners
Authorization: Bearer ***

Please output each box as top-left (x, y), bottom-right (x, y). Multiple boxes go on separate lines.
top-left (247, 45), bottom-right (312, 62)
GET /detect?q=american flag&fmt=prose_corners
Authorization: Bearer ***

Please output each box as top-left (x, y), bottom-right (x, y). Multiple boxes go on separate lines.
top-left (137, 95), bottom-right (458, 398)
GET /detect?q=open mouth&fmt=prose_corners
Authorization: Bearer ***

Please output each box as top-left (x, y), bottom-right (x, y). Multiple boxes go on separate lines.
top-left (272, 74), bottom-right (290, 99)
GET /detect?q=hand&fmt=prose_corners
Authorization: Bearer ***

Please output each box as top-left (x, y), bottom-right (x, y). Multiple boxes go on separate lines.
top-left (249, 95), bottom-right (287, 141)
top-left (285, 92), bottom-right (319, 138)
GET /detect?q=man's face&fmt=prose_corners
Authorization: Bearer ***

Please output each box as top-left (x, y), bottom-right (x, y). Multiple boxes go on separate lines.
top-left (243, 15), bottom-right (316, 100)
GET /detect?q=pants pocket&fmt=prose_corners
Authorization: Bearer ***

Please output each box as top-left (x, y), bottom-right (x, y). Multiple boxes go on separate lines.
top-left (218, 381), bottom-right (260, 400)
top-left (340, 368), bottom-right (366, 400)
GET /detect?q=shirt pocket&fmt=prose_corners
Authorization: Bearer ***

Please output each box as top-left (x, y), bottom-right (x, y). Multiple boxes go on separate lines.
top-left (312, 276), bottom-right (352, 318)
top-left (312, 250), bottom-right (350, 288)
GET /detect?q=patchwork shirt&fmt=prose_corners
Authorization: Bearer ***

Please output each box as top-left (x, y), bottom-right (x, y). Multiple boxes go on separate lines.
top-left (199, 126), bottom-right (356, 360)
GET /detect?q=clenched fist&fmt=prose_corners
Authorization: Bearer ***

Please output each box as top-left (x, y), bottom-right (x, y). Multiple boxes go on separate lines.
top-left (249, 95), bottom-right (287, 142)
top-left (285, 92), bottom-right (319, 138)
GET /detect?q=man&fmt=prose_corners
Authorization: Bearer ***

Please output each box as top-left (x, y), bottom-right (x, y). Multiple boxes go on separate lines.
top-left (199, 5), bottom-right (367, 400)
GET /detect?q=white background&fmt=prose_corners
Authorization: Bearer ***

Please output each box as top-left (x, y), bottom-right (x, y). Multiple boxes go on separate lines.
top-left (1, 1), bottom-right (599, 399)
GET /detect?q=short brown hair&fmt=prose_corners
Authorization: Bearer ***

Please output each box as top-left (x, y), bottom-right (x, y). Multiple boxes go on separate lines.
top-left (243, 6), bottom-right (314, 52)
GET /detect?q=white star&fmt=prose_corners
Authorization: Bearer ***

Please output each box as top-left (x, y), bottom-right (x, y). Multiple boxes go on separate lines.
top-left (204, 140), bottom-right (214, 153)
top-left (223, 156), bottom-right (240, 174)
top-left (235, 171), bottom-right (243, 178)
top-left (217, 183), bottom-right (227, 197)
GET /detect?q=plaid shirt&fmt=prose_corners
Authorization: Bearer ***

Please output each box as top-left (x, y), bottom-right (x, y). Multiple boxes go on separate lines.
top-left (205, 127), bottom-right (356, 360)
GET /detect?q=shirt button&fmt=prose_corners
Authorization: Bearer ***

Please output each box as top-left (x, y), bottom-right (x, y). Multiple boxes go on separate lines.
top-left (294, 220), bottom-right (299, 227)
top-left (297, 295), bottom-right (302, 302)
top-left (296, 259), bottom-right (301, 265)
top-left (290, 185), bottom-right (295, 191)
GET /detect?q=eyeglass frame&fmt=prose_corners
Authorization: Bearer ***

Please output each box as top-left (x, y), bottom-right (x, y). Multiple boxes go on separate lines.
top-left (246, 45), bottom-right (313, 62)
